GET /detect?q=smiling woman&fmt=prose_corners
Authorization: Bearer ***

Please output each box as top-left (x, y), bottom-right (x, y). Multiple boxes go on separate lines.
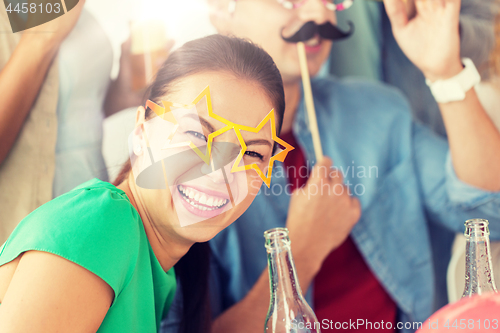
top-left (0, 35), bottom-right (286, 333)
top-left (131, 73), bottom-right (279, 229)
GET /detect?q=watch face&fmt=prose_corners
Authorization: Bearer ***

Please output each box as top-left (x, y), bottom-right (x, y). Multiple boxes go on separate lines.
top-left (440, 81), bottom-right (466, 103)
top-left (428, 58), bottom-right (480, 103)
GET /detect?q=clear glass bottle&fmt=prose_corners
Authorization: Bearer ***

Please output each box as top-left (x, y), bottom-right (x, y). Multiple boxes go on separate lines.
top-left (264, 227), bottom-right (321, 333)
top-left (462, 219), bottom-right (498, 298)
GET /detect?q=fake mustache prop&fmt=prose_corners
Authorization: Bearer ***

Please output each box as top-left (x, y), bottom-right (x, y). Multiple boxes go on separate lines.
top-left (281, 21), bottom-right (354, 43)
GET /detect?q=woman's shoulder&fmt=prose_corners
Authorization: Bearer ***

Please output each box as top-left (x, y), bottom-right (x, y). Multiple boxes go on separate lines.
top-left (29, 178), bottom-right (139, 230)
top-left (0, 179), bottom-right (143, 295)
top-left (55, 177), bottom-right (134, 210)
top-left (19, 178), bottom-right (142, 250)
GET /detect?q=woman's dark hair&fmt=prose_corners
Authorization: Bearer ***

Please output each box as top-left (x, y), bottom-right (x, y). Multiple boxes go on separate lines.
top-left (114, 35), bottom-right (285, 333)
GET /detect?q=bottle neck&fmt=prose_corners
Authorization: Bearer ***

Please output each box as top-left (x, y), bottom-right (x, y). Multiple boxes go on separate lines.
top-left (462, 220), bottom-right (498, 297)
top-left (265, 229), bottom-right (304, 303)
top-left (264, 228), bottom-right (321, 332)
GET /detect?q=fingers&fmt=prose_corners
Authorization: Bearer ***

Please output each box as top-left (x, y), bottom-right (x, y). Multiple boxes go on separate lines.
top-left (415, 0), bottom-right (455, 16)
top-left (67, 0), bottom-right (86, 17)
top-left (443, 0), bottom-right (461, 20)
top-left (415, 0), bottom-right (439, 17)
top-left (412, 0), bottom-right (459, 27)
top-left (443, 0), bottom-right (460, 9)
top-left (350, 196), bottom-right (362, 220)
top-left (318, 156), bottom-right (333, 169)
top-left (308, 156), bottom-right (349, 186)
top-left (384, 0), bottom-right (409, 30)
top-left (302, 157), bottom-right (353, 201)
top-left (329, 166), bottom-right (344, 184)
top-left (309, 157), bottom-right (332, 184)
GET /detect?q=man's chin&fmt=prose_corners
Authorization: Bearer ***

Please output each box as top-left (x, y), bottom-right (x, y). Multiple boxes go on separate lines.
top-left (280, 65), bottom-right (322, 84)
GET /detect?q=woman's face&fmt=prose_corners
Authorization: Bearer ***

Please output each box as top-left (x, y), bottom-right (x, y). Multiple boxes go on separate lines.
top-left (131, 71), bottom-right (278, 243)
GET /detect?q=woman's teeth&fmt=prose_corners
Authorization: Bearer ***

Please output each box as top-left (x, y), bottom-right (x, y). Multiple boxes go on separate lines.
top-left (178, 185), bottom-right (228, 211)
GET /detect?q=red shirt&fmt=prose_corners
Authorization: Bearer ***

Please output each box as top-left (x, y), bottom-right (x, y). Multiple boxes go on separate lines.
top-left (281, 131), bottom-right (397, 332)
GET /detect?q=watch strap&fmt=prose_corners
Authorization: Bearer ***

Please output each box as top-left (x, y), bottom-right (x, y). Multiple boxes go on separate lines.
top-left (425, 58), bottom-right (481, 104)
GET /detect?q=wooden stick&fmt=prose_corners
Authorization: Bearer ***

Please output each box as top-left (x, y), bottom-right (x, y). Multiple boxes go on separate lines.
top-left (296, 42), bottom-right (323, 161)
top-left (60, 0), bottom-right (68, 14)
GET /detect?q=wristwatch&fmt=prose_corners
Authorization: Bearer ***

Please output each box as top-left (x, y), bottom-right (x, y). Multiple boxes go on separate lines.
top-left (425, 58), bottom-right (481, 104)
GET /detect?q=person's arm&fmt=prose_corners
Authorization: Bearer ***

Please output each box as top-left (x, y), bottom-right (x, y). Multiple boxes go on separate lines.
top-left (103, 38), bottom-right (175, 118)
top-left (384, 0), bottom-right (500, 192)
top-left (401, 0), bottom-right (496, 68)
top-left (102, 38), bottom-right (143, 118)
top-left (439, 86), bottom-right (500, 191)
top-left (0, 1), bottom-right (84, 165)
top-left (212, 158), bottom-right (361, 333)
top-left (0, 35), bottom-right (57, 165)
top-left (0, 251), bottom-right (113, 332)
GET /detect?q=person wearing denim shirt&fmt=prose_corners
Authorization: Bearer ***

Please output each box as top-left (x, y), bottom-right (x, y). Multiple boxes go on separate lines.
top-left (161, 0), bottom-right (500, 332)
top-left (328, 0), bottom-right (498, 310)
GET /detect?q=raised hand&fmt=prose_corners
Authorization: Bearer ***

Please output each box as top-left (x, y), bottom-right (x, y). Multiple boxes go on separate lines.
top-left (286, 157), bottom-right (361, 275)
top-left (384, 0), bottom-right (463, 81)
top-left (22, 0), bottom-right (86, 50)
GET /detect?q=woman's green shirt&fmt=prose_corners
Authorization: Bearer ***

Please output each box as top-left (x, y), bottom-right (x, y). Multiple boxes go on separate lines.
top-left (0, 179), bottom-right (176, 332)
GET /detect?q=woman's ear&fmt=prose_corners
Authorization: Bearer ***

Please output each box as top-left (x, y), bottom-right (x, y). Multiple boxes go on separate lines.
top-left (136, 106), bottom-right (146, 126)
top-left (133, 125), bottom-right (145, 156)
top-left (133, 106), bottom-right (147, 156)
top-left (207, 0), bottom-right (233, 34)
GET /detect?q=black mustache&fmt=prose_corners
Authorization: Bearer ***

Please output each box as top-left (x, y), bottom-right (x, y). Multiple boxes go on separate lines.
top-left (281, 21), bottom-right (354, 43)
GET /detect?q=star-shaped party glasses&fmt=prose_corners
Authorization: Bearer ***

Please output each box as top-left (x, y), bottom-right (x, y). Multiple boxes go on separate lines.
top-left (144, 86), bottom-right (294, 187)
